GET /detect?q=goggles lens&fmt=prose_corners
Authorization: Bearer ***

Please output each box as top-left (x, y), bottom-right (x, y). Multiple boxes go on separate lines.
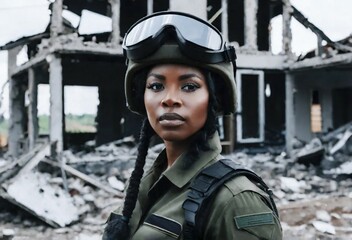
top-left (124, 13), bottom-right (223, 51)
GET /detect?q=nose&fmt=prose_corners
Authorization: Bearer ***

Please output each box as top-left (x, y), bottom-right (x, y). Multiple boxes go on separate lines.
top-left (161, 90), bottom-right (182, 107)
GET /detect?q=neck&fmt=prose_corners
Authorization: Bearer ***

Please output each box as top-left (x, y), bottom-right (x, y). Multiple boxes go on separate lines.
top-left (164, 140), bottom-right (192, 167)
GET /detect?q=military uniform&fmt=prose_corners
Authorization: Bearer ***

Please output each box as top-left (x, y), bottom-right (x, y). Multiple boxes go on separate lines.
top-left (110, 133), bottom-right (282, 239)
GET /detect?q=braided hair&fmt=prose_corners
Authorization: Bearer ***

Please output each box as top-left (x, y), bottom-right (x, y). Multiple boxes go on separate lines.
top-left (103, 118), bottom-right (154, 239)
top-left (103, 69), bottom-right (221, 239)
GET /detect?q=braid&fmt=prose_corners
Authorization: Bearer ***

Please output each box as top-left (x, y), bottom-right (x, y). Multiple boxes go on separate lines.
top-left (103, 118), bottom-right (154, 240)
top-left (123, 118), bottom-right (153, 218)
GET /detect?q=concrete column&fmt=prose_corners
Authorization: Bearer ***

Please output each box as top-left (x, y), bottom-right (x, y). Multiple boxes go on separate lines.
top-left (285, 73), bottom-right (296, 154)
top-left (147, 0), bottom-right (153, 14)
top-left (170, 0), bottom-right (207, 19)
top-left (316, 35), bottom-right (323, 57)
top-left (28, 67), bottom-right (39, 150)
top-left (51, 0), bottom-right (63, 37)
top-left (8, 46), bottom-right (24, 157)
top-left (109, 0), bottom-right (120, 47)
top-left (282, 0), bottom-right (292, 54)
top-left (49, 54), bottom-right (64, 153)
top-left (221, 0), bottom-right (229, 42)
top-left (244, 0), bottom-right (258, 50)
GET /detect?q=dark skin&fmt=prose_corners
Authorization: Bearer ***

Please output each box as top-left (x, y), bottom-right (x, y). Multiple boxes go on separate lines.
top-left (144, 64), bottom-right (209, 166)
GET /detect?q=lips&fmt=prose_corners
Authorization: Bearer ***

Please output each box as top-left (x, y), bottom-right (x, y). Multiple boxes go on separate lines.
top-left (158, 113), bottom-right (185, 127)
top-left (159, 113), bottom-right (185, 121)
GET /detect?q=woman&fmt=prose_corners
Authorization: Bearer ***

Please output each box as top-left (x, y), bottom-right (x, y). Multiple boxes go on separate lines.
top-left (104, 11), bottom-right (282, 240)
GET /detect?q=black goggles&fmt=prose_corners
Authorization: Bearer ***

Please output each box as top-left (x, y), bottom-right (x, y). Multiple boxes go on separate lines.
top-left (123, 11), bottom-right (236, 64)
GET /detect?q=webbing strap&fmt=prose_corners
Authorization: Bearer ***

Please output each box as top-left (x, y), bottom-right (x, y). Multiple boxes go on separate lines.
top-left (182, 159), bottom-right (278, 240)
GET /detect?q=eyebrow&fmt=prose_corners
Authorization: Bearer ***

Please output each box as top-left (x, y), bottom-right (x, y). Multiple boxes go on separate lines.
top-left (147, 73), bottom-right (165, 80)
top-left (147, 73), bottom-right (202, 81)
top-left (179, 73), bottom-right (202, 81)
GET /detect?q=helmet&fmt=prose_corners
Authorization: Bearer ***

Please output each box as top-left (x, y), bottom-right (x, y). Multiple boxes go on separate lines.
top-left (123, 12), bottom-right (237, 115)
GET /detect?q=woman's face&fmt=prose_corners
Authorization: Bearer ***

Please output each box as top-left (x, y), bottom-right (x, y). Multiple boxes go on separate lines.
top-left (144, 64), bottom-right (209, 143)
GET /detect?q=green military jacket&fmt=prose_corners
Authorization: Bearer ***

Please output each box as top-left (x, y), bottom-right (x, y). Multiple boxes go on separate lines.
top-left (112, 133), bottom-right (282, 239)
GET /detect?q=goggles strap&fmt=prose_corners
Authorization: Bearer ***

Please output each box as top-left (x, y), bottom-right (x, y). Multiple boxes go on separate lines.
top-left (224, 45), bottom-right (237, 63)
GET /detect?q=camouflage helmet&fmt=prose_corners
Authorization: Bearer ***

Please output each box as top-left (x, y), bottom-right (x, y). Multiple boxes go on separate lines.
top-left (124, 43), bottom-right (237, 115)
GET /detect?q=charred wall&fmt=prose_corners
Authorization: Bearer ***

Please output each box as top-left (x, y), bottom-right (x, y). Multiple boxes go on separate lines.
top-left (120, 1), bottom-right (147, 39)
top-left (25, 53), bottom-right (142, 148)
top-left (95, 58), bottom-right (126, 146)
top-left (227, 0), bottom-right (244, 45)
top-left (207, 0), bottom-right (283, 49)
top-left (257, 0), bottom-right (270, 51)
top-left (62, 54), bottom-right (129, 146)
top-left (264, 71), bottom-right (286, 144)
top-left (332, 87), bottom-right (352, 128)
top-left (120, 0), bottom-right (169, 40)
top-left (153, 0), bottom-right (170, 13)
top-left (63, 0), bottom-right (110, 16)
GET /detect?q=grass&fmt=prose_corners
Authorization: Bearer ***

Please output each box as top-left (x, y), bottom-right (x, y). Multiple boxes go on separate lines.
top-left (0, 114), bottom-right (97, 136)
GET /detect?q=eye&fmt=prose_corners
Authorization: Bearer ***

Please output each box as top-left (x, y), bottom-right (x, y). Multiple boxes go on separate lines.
top-left (182, 83), bottom-right (200, 92)
top-left (146, 82), bottom-right (164, 91)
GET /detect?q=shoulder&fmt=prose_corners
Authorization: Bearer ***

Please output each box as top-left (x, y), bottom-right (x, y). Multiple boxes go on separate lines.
top-left (214, 174), bottom-right (274, 214)
top-left (224, 174), bottom-right (267, 196)
top-left (203, 175), bottom-right (283, 240)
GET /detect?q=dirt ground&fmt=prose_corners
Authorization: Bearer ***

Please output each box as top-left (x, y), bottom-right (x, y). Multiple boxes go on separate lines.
top-left (280, 196), bottom-right (352, 239)
top-left (1, 138), bottom-right (351, 239)
top-left (1, 194), bottom-right (352, 239)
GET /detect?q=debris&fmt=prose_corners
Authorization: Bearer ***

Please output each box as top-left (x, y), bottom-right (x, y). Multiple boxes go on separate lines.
top-left (1, 132), bottom-right (351, 238)
top-left (312, 220), bottom-right (336, 235)
top-left (321, 121), bottom-right (352, 143)
top-left (43, 159), bottom-right (124, 198)
top-left (107, 176), bottom-right (125, 191)
top-left (330, 130), bottom-right (352, 155)
top-left (0, 138), bottom-right (129, 229)
top-left (279, 176), bottom-right (307, 193)
top-left (74, 233), bottom-right (101, 240)
top-left (292, 121), bottom-right (352, 182)
top-left (324, 160), bottom-right (352, 175)
top-left (15, 142), bottom-right (51, 176)
top-left (0, 141), bottom-right (50, 183)
top-left (0, 160), bottom-right (6, 168)
top-left (273, 189), bottom-right (286, 199)
top-left (1, 171), bottom-right (79, 228)
top-left (295, 138), bottom-right (325, 166)
top-left (316, 210), bottom-right (331, 222)
top-left (2, 229), bottom-right (15, 240)
top-left (291, 137), bottom-right (306, 149)
top-left (331, 213), bottom-right (341, 220)
top-left (342, 214), bottom-right (352, 221)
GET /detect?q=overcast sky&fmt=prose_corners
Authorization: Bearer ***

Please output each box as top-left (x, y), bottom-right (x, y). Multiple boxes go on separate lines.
top-left (0, 0), bottom-right (351, 117)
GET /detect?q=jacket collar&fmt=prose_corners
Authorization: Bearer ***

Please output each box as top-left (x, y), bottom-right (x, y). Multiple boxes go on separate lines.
top-left (157, 133), bottom-right (222, 189)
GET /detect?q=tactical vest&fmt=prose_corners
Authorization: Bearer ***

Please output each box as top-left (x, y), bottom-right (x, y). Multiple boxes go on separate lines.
top-left (182, 158), bottom-right (279, 240)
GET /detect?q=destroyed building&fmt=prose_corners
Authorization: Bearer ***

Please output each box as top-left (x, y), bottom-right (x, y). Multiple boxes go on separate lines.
top-left (0, 0), bottom-right (352, 157)
top-left (0, 1), bottom-right (352, 238)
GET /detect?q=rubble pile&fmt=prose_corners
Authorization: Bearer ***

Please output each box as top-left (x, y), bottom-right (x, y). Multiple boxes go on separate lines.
top-left (0, 123), bottom-right (352, 239)
top-left (0, 136), bottom-right (164, 240)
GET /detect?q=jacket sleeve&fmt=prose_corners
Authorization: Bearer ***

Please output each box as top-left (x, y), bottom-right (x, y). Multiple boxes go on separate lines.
top-left (203, 181), bottom-right (283, 240)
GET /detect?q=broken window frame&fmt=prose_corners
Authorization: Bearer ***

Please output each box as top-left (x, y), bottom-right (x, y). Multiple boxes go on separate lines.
top-left (236, 69), bottom-right (265, 143)
top-left (311, 89), bottom-right (322, 133)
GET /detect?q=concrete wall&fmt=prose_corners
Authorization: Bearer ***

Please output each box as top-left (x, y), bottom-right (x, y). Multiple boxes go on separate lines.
top-left (169, 0), bottom-right (207, 19)
top-left (288, 69), bottom-right (352, 145)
